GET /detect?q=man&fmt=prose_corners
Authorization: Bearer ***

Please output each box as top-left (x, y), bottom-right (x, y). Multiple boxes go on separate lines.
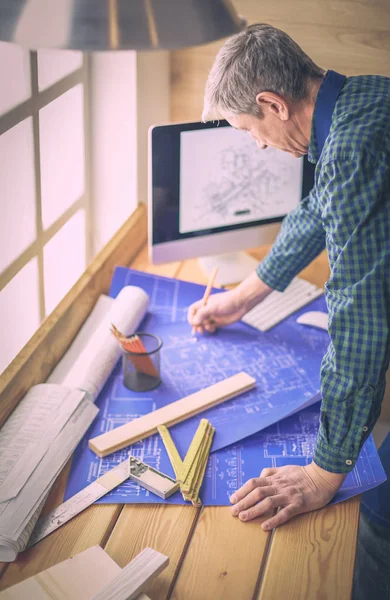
top-left (187, 24), bottom-right (390, 597)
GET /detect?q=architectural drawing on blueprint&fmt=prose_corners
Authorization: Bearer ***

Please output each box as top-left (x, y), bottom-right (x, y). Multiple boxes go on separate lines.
top-left (204, 404), bottom-right (386, 506)
top-left (64, 268), bottom-right (386, 506)
top-left (66, 387), bottom-right (385, 507)
top-left (179, 127), bottom-right (303, 233)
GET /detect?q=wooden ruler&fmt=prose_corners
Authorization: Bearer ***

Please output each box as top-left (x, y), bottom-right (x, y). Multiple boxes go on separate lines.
top-left (158, 419), bottom-right (215, 506)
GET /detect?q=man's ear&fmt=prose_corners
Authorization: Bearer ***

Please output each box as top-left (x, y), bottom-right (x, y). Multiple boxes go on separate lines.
top-left (256, 91), bottom-right (290, 120)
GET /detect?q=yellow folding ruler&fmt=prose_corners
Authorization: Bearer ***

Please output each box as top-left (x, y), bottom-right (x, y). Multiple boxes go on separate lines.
top-left (158, 419), bottom-right (215, 506)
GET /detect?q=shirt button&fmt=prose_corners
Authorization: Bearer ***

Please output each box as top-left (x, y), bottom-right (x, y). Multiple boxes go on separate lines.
top-left (363, 426), bottom-right (368, 432)
top-left (346, 460), bottom-right (353, 466)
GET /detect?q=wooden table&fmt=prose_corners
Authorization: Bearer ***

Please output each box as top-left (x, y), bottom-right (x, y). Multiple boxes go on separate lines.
top-left (0, 242), bottom-right (360, 600)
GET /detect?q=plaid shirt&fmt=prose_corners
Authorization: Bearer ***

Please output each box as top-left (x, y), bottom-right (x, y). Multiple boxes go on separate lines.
top-left (257, 75), bottom-right (390, 473)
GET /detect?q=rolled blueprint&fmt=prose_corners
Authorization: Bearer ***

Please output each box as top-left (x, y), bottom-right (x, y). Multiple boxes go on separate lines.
top-left (61, 286), bottom-right (149, 401)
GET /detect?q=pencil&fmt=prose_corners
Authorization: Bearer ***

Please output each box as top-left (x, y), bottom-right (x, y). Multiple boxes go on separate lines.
top-left (192, 267), bottom-right (219, 334)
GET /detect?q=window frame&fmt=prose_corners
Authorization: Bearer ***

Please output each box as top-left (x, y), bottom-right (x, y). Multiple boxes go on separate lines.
top-left (0, 50), bottom-right (92, 321)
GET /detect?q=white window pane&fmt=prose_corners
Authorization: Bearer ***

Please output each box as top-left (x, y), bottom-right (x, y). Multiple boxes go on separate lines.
top-left (0, 119), bottom-right (36, 273)
top-left (40, 85), bottom-right (85, 229)
top-left (38, 49), bottom-right (82, 90)
top-left (43, 210), bottom-right (86, 315)
top-left (0, 258), bottom-right (40, 374)
top-left (0, 42), bottom-right (30, 116)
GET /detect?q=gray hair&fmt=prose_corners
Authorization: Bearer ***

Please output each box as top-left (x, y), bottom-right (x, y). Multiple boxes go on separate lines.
top-left (202, 23), bottom-right (324, 121)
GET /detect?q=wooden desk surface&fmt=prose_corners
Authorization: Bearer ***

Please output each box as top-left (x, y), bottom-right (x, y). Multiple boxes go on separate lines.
top-left (0, 245), bottom-right (360, 600)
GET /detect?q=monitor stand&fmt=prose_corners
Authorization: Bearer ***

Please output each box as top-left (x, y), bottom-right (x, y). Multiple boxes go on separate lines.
top-left (199, 252), bottom-right (259, 286)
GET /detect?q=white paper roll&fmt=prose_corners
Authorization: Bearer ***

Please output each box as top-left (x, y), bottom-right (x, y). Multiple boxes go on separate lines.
top-left (61, 286), bottom-right (149, 401)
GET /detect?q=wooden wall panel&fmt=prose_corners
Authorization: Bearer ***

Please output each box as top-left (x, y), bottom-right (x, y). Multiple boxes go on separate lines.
top-left (170, 0), bottom-right (390, 122)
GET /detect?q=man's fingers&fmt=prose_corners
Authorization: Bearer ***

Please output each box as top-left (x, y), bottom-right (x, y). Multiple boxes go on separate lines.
top-left (260, 467), bottom-right (278, 478)
top-left (231, 486), bottom-right (277, 516)
top-left (262, 505), bottom-right (299, 530)
top-left (187, 301), bottom-right (207, 325)
top-left (192, 325), bottom-right (205, 335)
top-left (237, 494), bottom-right (286, 522)
top-left (230, 477), bottom-right (272, 504)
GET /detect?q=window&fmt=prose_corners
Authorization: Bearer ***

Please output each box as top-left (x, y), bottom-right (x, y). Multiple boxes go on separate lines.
top-left (0, 46), bottom-right (169, 375)
top-left (0, 46), bottom-right (90, 373)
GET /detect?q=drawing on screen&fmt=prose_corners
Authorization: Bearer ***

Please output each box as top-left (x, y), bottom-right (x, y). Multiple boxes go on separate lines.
top-left (192, 145), bottom-right (292, 226)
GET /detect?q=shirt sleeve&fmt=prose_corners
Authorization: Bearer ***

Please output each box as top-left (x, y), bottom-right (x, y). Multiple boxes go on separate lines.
top-left (313, 151), bottom-right (390, 473)
top-left (256, 187), bottom-right (326, 291)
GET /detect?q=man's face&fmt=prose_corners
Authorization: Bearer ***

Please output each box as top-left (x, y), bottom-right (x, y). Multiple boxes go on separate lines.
top-left (224, 112), bottom-right (308, 158)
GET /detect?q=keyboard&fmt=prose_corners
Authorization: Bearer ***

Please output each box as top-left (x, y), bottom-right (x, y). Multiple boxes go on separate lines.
top-left (242, 277), bottom-right (323, 332)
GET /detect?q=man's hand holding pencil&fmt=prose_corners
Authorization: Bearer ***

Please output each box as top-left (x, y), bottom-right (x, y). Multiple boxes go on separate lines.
top-left (188, 270), bottom-right (273, 335)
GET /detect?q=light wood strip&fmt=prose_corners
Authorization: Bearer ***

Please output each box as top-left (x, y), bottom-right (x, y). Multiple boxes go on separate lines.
top-left (92, 547), bottom-right (168, 600)
top-left (170, 507), bottom-right (272, 600)
top-left (0, 205), bottom-right (147, 428)
top-left (89, 372), bottom-right (255, 457)
top-left (104, 505), bottom-right (200, 600)
top-left (0, 505), bottom-right (122, 592)
top-left (0, 546), bottom-right (121, 599)
top-left (258, 496), bottom-right (361, 600)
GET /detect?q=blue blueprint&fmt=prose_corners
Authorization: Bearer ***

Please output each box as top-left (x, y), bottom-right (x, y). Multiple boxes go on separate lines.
top-left (65, 401), bottom-right (386, 506)
top-left (109, 266), bottom-right (330, 453)
top-left (65, 267), bottom-right (386, 505)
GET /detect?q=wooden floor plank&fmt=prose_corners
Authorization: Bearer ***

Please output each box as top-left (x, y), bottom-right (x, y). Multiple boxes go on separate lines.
top-left (104, 504), bottom-right (199, 600)
top-left (170, 507), bottom-right (272, 600)
top-left (258, 496), bottom-right (361, 600)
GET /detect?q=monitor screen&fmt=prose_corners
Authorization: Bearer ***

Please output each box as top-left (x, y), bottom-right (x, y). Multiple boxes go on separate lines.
top-left (179, 126), bottom-right (303, 234)
top-left (149, 120), bottom-right (315, 262)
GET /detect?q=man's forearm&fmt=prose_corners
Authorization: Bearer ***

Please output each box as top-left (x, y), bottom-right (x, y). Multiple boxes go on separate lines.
top-left (234, 271), bottom-right (273, 314)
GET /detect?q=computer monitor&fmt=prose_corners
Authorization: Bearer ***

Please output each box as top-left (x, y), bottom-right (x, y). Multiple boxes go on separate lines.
top-left (148, 120), bottom-right (315, 285)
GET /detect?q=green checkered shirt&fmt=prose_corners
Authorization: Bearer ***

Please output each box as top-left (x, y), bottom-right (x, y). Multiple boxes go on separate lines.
top-left (257, 75), bottom-right (390, 473)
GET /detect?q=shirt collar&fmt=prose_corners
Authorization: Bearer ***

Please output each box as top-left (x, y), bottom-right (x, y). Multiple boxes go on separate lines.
top-left (308, 76), bottom-right (326, 164)
top-left (308, 70), bottom-right (346, 164)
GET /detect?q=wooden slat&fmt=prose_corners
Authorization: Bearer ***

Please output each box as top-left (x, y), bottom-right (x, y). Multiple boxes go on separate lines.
top-left (0, 504), bottom-right (122, 591)
top-left (89, 372), bottom-right (256, 457)
top-left (233, 0), bottom-right (390, 31)
top-left (258, 496), bottom-right (361, 600)
top-left (0, 205), bottom-right (147, 428)
top-left (170, 1), bottom-right (390, 122)
top-left (104, 505), bottom-right (200, 600)
top-left (0, 546), bottom-right (121, 600)
top-left (170, 507), bottom-right (272, 600)
top-left (92, 547), bottom-right (169, 600)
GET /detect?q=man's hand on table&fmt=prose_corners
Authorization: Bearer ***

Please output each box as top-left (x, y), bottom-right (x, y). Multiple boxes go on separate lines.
top-left (230, 462), bottom-right (346, 530)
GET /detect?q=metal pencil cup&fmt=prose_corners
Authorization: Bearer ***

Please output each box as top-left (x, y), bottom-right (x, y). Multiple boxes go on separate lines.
top-left (122, 332), bottom-right (162, 392)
